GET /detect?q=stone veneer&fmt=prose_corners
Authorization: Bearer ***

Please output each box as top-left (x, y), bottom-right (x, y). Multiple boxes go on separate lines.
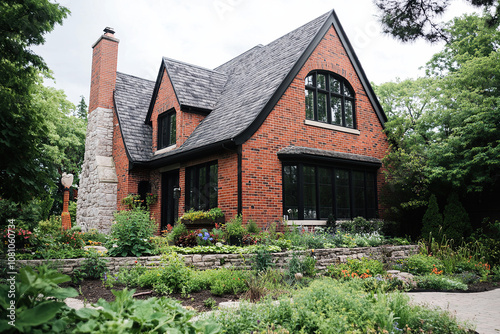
top-left (76, 107), bottom-right (118, 233)
top-left (10, 245), bottom-right (418, 275)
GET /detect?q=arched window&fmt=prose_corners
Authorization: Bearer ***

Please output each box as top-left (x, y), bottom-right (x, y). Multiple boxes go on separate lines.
top-left (305, 71), bottom-right (355, 128)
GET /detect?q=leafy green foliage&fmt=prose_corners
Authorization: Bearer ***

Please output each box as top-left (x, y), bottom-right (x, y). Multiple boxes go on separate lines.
top-left (210, 278), bottom-right (472, 333)
top-left (374, 0), bottom-right (500, 43)
top-left (403, 254), bottom-right (445, 275)
top-left (246, 220), bottom-right (260, 234)
top-left (375, 13), bottom-right (500, 232)
top-left (79, 250), bottom-right (109, 279)
top-left (107, 209), bottom-right (157, 257)
top-left (0, 265), bottom-right (77, 333)
top-left (421, 194), bottom-right (443, 238)
top-left (0, 0), bottom-right (70, 203)
top-left (327, 257), bottom-right (385, 280)
top-left (138, 252), bottom-right (193, 294)
top-left (251, 247), bottom-right (275, 272)
top-left (416, 275), bottom-right (468, 291)
top-left (442, 193), bottom-right (471, 241)
top-left (70, 288), bottom-right (221, 333)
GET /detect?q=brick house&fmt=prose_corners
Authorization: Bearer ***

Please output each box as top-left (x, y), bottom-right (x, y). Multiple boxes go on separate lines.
top-left (76, 9), bottom-right (389, 233)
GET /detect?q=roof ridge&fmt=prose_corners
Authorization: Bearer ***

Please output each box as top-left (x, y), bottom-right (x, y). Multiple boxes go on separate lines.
top-left (265, 10), bottom-right (332, 47)
top-left (116, 71), bottom-right (156, 83)
top-left (162, 57), bottom-right (225, 75)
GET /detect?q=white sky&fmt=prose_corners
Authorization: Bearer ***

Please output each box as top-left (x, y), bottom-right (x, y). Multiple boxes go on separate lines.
top-left (34, 0), bottom-right (479, 106)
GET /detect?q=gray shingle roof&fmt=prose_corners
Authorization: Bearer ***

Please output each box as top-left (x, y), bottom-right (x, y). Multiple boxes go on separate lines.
top-left (114, 72), bottom-right (155, 162)
top-left (150, 11), bottom-right (331, 162)
top-left (278, 146), bottom-right (382, 166)
top-left (163, 58), bottom-right (227, 111)
top-left (116, 9), bottom-right (386, 166)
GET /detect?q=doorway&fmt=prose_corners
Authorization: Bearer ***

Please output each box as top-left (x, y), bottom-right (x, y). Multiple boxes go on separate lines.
top-left (161, 170), bottom-right (179, 231)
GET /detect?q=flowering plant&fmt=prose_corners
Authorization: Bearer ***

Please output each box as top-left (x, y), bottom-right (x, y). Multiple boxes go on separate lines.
top-left (1, 227), bottom-right (38, 252)
top-left (196, 230), bottom-right (214, 246)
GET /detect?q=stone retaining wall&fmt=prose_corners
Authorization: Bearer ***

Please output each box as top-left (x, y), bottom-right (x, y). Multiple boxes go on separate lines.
top-left (9, 245), bottom-right (418, 275)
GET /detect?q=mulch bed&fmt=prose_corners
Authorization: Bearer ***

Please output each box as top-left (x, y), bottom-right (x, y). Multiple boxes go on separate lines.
top-left (66, 279), bottom-right (241, 312)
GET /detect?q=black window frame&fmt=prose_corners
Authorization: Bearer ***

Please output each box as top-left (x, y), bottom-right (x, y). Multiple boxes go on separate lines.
top-left (185, 161), bottom-right (218, 212)
top-left (157, 109), bottom-right (176, 149)
top-left (282, 162), bottom-right (377, 220)
top-left (305, 71), bottom-right (356, 128)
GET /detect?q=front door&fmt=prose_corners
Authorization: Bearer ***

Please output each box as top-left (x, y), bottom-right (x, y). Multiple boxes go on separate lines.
top-left (161, 170), bottom-right (179, 230)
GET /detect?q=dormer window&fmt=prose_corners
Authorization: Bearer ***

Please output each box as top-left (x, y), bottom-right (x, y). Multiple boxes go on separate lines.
top-left (305, 71), bottom-right (355, 128)
top-left (158, 109), bottom-right (176, 149)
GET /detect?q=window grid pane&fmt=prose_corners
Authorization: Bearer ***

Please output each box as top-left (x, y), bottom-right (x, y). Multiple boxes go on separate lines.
top-left (318, 167), bottom-right (333, 219)
top-left (305, 89), bottom-right (314, 120)
top-left (169, 114), bottom-right (176, 146)
top-left (303, 166), bottom-right (317, 219)
top-left (317, 74), bottom-right (326, 89)
top-left (335, 169), bottom-right (350, 219)
top-left (345, 100), bottom-right (354, 128)
top-left (317, 93), bottom-right (328, 123)
top-left (283, 165), bottom-right (299, 220)
top-left (304, 72), bottom-right (355, 129)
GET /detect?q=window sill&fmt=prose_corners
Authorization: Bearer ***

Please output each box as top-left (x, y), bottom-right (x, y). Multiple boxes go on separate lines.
top-left (304, 119), bottom-right (360, 135)
top-left (155, 144), bottom-right (176, 155)
top-left (285, 220), bottom-right (327, 226)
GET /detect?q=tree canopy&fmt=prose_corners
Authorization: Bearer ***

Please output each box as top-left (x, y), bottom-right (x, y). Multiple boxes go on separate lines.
top-left (0, 0), bottom-right (70, 202)
top-left (375, 13), bottom-right (500, 233)
top-left (374, 0), bottom-right (500, 42)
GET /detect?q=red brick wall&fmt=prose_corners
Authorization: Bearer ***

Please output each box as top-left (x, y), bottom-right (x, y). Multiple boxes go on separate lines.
top-left (240, 25), bottom-right (389, 226)
top-left (89, 33), bottom-right (119, 113)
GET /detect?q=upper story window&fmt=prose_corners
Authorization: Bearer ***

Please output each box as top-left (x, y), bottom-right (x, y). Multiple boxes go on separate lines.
top-left (305, 71), bottom-right (355, 128)
top-left (158, 109), bottom-right (176, 149)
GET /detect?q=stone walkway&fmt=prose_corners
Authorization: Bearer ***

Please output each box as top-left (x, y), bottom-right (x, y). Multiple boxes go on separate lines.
top-left (407, 289), bottom-right (500, 334)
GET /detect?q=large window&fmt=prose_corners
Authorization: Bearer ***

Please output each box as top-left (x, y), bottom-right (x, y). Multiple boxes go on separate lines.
top-left (185, 161), bottom-right (218, 211)
top-left (158, 110), bottom-right (176, 149)
top-left (283, 163), bottom-right (377, 220)
top-left (305, 71), bottom-right (355, 128)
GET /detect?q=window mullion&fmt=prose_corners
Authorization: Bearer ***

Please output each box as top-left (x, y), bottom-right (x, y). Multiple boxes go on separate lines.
top-left (298, 164), bottom-right (304, 220)
top-left (315, 166), bottom-right (320, 220)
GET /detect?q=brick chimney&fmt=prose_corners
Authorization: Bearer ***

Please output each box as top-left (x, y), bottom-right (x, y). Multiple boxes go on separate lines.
top-left (89, 27), bottom-right (119, 113)
top-left (77, 27), bottom-right (119, 233)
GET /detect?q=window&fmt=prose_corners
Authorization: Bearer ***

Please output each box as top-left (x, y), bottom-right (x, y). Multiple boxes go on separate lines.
top-left (305, 71), bottom-right (355, 128)
top-left (185, 161), bottom-right (218, 211)
top-left (158, 110), bottom-right (176, 149)
top-left (283, 163), bottom-right (377, 220)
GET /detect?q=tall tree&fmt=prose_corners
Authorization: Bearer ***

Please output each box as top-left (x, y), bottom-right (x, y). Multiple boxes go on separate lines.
top-left (375, 13), bottom-right (500, 231)
top-left (0, 0), bottom-right (69, 202)
top-left (75, 95), bottom-right (88, 121)
top-left (374, 0), bottom-right (499, 42)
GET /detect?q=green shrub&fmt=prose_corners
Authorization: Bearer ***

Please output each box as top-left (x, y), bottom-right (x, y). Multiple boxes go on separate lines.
top-left (416, 275), bottom-right (468, 291)
top-left (402, 254), bottom-right (444, 275)
top-left (37, 215), bottom-right (62, 235)
top-left (168, 222), bottom-right (187, 243)
top-left (70, 288), bottom-right (220, 333)
top-left (246, 220), bottom-right (259, 234)
top-left (327, 257), bottom-right (384, 280)
top-left (191, 268), bottom-right (249, 296)
top-left (107, 208), bottom-right (157, 257)
top-left (225, 215), bottom-right (246, 245)
top-left (338, 217), bottom-right (383, 234)
top-left (138, 252), bottom-right (192, 294)
top-left (81, 228), bottom-right (108, 245)
top-left (251, 247), bottom-right (274, 272)
top-left (421, 194), bottom-right (443, 238)
top-left (442, 193), bottom-right (471, 241)
top-left (0, 266), bottom-right (78, 332)
top-left (79, 249), bottom-right (109, 279)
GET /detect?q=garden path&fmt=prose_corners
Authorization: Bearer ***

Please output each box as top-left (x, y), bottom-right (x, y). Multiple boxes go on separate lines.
top-left (407, 289), bottom-right (500, 334)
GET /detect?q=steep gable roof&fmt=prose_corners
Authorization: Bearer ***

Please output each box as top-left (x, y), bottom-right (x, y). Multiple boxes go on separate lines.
top-left (114, 72), bottom-right (155, 162)
top-left (123, 9), bottom-right (387, 167)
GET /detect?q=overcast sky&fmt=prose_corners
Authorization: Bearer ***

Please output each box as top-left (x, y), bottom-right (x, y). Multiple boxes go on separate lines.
top-left (34, 0), bottom-right (478, 106)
